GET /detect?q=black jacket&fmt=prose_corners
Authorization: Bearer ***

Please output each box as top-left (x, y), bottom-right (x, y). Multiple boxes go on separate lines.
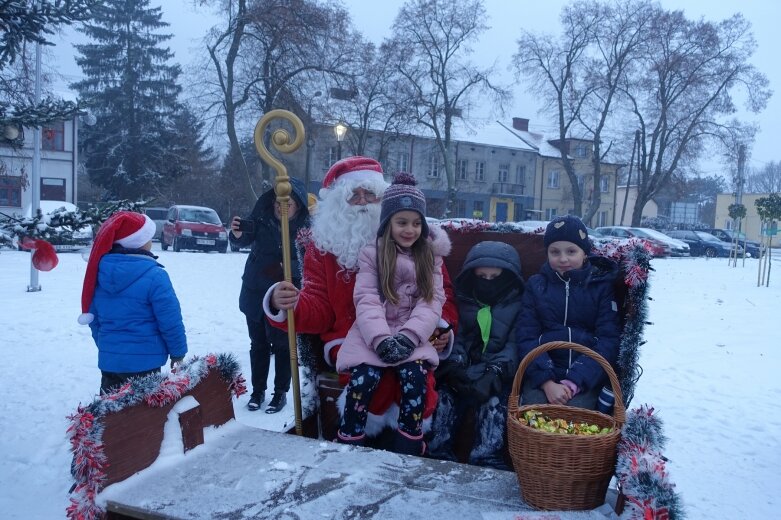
top-left (230, 178), bottom-right (310, 321)
top-left (449, 241), bottom-right (524, 383)
top-left (515, 256), bottom-right (621, 392)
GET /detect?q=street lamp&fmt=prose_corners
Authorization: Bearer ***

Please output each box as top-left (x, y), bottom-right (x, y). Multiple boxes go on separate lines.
top-left (304, 91), bottom-right (322, 193)
top-left (334, 121), bottom-right (347, 160)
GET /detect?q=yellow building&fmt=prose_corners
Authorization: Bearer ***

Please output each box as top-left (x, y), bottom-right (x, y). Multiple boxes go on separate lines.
top-left (715, 193), bottom-right (767, 243)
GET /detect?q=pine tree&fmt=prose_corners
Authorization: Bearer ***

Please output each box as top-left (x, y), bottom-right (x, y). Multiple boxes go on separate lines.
top-left (71, 0), bottom-right (182, 200)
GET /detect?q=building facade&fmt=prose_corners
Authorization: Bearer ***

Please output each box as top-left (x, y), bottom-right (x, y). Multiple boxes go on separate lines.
top-left (289, 117), bottom-right (618, 225)
top-left (0, 118), bottom-right (79, 215)
top-left (715, 193), bottom-right (773, 243)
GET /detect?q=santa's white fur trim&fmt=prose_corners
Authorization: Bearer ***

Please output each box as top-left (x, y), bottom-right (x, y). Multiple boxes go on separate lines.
top-left (262, 282), bottom-right (287, 322)
top-left (428, 224), bottom-right (451, 258)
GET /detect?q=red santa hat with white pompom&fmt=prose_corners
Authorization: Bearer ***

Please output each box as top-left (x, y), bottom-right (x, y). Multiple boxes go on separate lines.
top-left (78, 211), bottom-right (156, 325)
top-left (319, 155), bottom-right (386, 195)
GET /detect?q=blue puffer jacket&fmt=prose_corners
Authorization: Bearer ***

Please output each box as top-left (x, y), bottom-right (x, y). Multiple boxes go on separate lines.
top-left (515, 256), bottom-right (620, 392)
top-left (89, 252), bottom-right (187, 373)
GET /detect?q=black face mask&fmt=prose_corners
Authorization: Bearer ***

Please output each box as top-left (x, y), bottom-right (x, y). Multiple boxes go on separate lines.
top-left (472, 272), bottom-right (514, 305)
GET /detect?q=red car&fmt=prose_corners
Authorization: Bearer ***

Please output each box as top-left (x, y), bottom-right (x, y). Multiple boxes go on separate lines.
top-left (160, 205), bottom-right (228, 253)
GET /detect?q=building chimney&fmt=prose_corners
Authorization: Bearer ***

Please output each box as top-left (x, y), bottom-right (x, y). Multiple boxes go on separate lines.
top-left (512, 117), bottom-right (529, 132)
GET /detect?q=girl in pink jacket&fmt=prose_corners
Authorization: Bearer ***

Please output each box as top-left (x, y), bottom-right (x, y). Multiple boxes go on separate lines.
top-left (335, 173), bottom-right (450, 455)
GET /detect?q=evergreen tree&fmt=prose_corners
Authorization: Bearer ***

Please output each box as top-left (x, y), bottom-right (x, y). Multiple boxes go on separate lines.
top-left (72, 0), bottom-right (182, 200)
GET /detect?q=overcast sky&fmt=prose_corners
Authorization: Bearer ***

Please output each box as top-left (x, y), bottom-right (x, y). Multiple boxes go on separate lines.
top-left (49, 0), bottom-right (780, 176)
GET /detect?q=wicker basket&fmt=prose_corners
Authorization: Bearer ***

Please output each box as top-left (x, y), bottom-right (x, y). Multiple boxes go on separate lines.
top-left (507, 341), bottom-right (625, 511)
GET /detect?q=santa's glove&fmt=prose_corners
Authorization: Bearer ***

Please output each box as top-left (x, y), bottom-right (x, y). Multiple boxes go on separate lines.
top-left (170, 356), bottom-right (185, 370)
top-left (472, 364), bottom-right (502, 403)
top-left (376, 335), bottom-right (413, 364)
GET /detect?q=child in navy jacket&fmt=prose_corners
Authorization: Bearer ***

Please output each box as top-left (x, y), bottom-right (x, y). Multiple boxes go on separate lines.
top-left (515, 216), bottom-right (620, 410)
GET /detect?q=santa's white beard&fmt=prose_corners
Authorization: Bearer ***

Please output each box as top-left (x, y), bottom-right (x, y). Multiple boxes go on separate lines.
top-left (311, 190), bottom-right (380, 270)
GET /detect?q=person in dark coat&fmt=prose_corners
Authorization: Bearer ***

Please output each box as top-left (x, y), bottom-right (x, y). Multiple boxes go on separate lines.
top-left (428, 241), bottom-right (524, 468)
top-left (516, 215), bottom-right (620, 410)
top-left (229, 177), bottom-right (310, 413)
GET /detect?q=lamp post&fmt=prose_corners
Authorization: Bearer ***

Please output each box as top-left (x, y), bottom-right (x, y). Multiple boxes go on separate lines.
top-left (334, 121), bottom-right (347, 160)
top-left (304, 91), bottom-right (321, 193)
top-left (28, 12), bottom-right (43, 293)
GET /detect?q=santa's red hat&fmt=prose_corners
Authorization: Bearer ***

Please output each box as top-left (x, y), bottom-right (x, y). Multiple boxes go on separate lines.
top-left (78, 211), bottom-right (156, 325)
top-left (321, 156), bottom-right (384, 190)
top-left (20, 238), bottom-right (59, 271)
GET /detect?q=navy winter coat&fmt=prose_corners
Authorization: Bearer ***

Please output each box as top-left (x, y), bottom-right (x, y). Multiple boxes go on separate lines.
top-left (230, 177), bottom-right (310, 322)
top-left (89, 252), bottom-right (187, 373)
top-left (515, 256), bottom-right (620, 392)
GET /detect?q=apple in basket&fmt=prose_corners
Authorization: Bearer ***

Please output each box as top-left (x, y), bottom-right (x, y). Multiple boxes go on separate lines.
top-left (522, 409), bottom-right (613, 435)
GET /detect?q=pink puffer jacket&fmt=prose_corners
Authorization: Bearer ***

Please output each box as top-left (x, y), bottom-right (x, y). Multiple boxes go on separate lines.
top-left (336, 227), bottom-right (451, 372)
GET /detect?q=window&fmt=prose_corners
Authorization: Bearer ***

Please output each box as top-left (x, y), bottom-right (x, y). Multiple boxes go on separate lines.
top-left (598, 211), bottom-right (608, 227)
top-left (0, 176), bottom-right (22, 207)
top-left (42, 121), bottom-right (65, 151)
top-left (428, 154), bottom-right (440, 178)
top-left (576, 174), bottom-right (586, 193)
top-left (545, 208), bottom-right (557, 220)
top-left (472, 200), bottom-right (484, 219)
top-left (547, 170), bottom-right (560, 189)
top-left (475, 161), bottom-right (485, 181)
top-left (323, 147), bottom-right (338, 170)
top-left (455, 198), bottom-right (467, 217)
top-left (515, 164), bottom-right (526, 185)
top-left (457, 159), bottom-right (468, 181)
top-left (575, 144), bottom-right (587, 158)
top-left (498, 164), bottom-right (509, 183)
top-left (600, 176), bottom-right (610, 193)
top-left (41, 177), bottom-right (66, 200)
top-left (398, 152), bottom-right (409, 172)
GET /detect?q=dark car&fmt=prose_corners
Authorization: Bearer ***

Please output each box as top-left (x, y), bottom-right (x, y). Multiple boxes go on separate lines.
top-left (704, 228), bottom-right (761, 258)
top-left (665, 230), bottom-right (740, 258)
top-left (161, 205), bottom-right (228, 253)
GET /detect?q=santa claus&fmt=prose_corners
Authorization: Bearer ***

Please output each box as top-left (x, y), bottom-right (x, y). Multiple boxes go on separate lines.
top-left (263, 156), bottom-right (457, 439)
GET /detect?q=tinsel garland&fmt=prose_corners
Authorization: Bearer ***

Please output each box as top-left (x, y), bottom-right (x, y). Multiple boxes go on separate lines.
top-left (65, 353), bottom-right (246, 520)
top-left (617, 406), bottom-right (684, 519)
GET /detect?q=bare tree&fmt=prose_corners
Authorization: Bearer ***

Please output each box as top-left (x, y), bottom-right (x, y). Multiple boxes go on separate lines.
top-left (326, 41), bottom-right (411, 163)
top-left (195, 0), bottom-right (355, 205)
top-left (514, 3), bottom-right (600, 220)
top-left (748, 161), bottom-right (781, 193)
top-left (390, 0), bottom-right (508, 217)
top-left (624, 9), bottom-right (770, 226)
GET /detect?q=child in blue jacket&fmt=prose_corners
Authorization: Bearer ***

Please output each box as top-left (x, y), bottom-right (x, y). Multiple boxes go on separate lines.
top-left (516, 215), bottom-right (620, 410)
top-left (78, 211), bottom-right (187, 394)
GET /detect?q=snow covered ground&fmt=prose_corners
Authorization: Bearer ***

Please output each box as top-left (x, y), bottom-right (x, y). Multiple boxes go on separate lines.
top-left (0, 245), bottom-right (779, 519)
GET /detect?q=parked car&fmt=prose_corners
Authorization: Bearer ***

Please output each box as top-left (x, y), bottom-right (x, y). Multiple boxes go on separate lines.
top-left (160, 205), bottom-right (228, 253)
top-left (595, 226), bottom-right (670, 257)
top-left (630, 228), bottom-right (691, 257)
top-left (704, 228), bottom-right (761, 258)
top-left (143, 207), bottom-right (168, 241)
top-left (664, 230), bottom-right (741, 258)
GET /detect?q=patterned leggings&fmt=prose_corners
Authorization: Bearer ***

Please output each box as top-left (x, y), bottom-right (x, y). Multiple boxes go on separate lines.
top-left (339, 360), bottom-right (428, 438)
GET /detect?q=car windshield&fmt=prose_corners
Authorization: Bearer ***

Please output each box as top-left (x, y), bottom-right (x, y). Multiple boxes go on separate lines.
top-left (586, 227), bottom-right (606, 238)
top-left (179, 209), bottom-right (221, 224)
top-left (721, 230), bottom-right (746, 240)
top-left (627, 228), bottom-right (653, 239)
top-left (695, 231), bottom-right (720, 241)
top-left (633, 228), bottom-right (669, 241)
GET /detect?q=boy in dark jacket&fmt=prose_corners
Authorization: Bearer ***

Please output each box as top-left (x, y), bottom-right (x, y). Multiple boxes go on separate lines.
top-left (428, 241), bottom-right (524, 468)
top-left (516, 215), bottom-right (620, 410)
top-left (78, 211), bottom-right (187, 394)
top-left (229, 177), bottom-right (310, 413)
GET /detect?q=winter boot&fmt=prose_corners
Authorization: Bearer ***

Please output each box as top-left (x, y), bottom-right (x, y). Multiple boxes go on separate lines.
top-left (247, 392), bottom-right (265, 411)
top-left (392, 429), bottom-right (425, 456)
top-left (335, 431), bottom-right (366, 447)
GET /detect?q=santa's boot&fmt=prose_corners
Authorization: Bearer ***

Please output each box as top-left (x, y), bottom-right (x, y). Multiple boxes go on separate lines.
top-left (392, 429), bottom-right (425, 456)
top-left (335, 431), bottom-right (365, 447)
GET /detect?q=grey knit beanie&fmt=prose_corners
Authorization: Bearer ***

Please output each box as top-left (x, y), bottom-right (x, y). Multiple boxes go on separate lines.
top-left (377, 173), bottom-right (428, 238)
